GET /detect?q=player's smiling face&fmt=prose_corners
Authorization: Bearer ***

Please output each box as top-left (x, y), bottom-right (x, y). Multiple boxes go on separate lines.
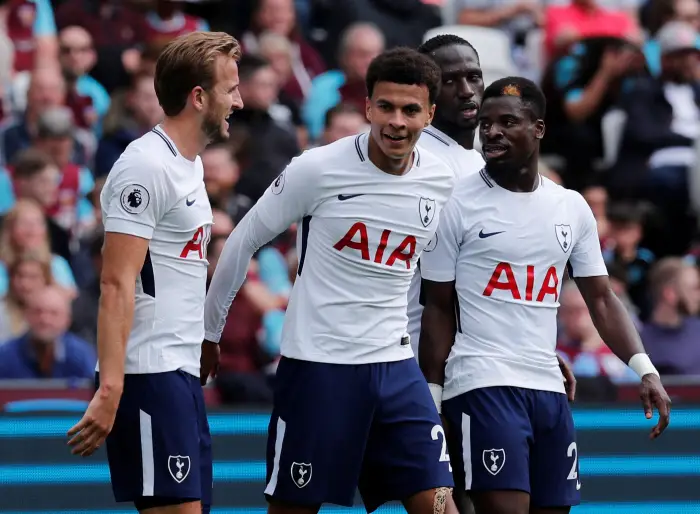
top-left (478, 95), bottom-right (544, 169)
top-left (366, 81), bottom-right (435, 161)
top-left (431, 44), bottom-right (483, 130)
top-left (202, 54), bottom-right (243, 143)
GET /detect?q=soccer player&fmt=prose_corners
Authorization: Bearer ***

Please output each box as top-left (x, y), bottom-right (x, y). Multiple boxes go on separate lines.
top-left (66, 32), bottom-right (244, 514)
top-left (204, 48), bottom-right (457, 514)
top-left (406, 34), bottom-right (485, 355)
top-left (419, 76), bottom-right (672, 514)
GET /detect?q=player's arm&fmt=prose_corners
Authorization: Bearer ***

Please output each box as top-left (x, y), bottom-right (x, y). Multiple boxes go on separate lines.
top-left (569, 194), bottom-right (671, 438)
top-left (417, 195), bottom-right (464, 414)
top-left (203, 156), bottom-right (319, 344)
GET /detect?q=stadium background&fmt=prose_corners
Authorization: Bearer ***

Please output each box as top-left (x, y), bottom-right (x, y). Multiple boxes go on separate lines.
top-left (2, 0), bottom-right (700, 512)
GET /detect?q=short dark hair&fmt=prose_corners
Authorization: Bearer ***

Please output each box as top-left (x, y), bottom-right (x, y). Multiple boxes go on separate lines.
top-left (365, 47), bottom-right (441, 104)
top-left (607, 201), bottom-right (646, 225)
top-left (417, 34), bottom-right (480, 64)
top-left (237, 54), bottom-right (271, 82)
top-left (324, 103), bottom-right (363, 128)
top-left (482, 76), bottom-right (546, 119)
top-left (12, 148), bottom-right (55, 179)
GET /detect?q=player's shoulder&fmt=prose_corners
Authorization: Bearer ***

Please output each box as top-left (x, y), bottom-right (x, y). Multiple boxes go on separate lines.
top-left (298, 133), bottom-right (366, 166)
top-left (110, 130), bottom-right (171, 179)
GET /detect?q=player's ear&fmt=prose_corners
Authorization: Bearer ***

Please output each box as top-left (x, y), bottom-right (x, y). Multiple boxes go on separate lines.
top-left (192, 86), bottom-right (206, 112)
top-left (534, 119), bottom-right (545, 139)
top-left (365, 97), bottom-right (372, 123)
top-left (425, 104), bottom-right (436, 127)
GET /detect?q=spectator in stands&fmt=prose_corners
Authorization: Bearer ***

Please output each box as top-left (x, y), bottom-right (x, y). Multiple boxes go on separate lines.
top-left (642, 257), bottom-right (700, 375)
top-left (557, 280), bottom-right (639, 380)
top-left (0, 251), bottom-right (52, 343)
top-left (201, 143), bottom-right (252, 224)
top-left (603, 202), bottom-right (655, 318)
top-left (0, 66), bottom-right (67, 166)
top-left (1, 0), bottom-right (58, 73)
top-left (69, 230), bottom-right (102, 346)
top-left (321, 103), bottom-right (368, 146)
top-left (643, 0), bottom-right (700, 75)
top-left (615, 21), bottom-right (700, 256)
top-left (143, 0), bottom-right (209, 47)
top-left (303, 22), bottom-right (384, 141)
top-left (0, 198), bottom-right (76, 296)
top-left (212, 208), bottom-right (235, 239)
top-left (94, 71), bottom-right (163, 177)
top-left (0, 285), bottom-right (95, 379)
top-left (582, 181), bottom-right (611, 245)
top-left (57, 25), bottom-right (110, 131)
top-left (240, 0), bottom-right (325, 105)
top-left (230, 55), bottom-right (300, 204)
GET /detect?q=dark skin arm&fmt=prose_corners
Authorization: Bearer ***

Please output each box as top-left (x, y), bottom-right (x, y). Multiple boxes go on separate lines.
top-left (418, 279), bottom-right (458, 387)
top-left (576, 275), bottom-right (672, 438)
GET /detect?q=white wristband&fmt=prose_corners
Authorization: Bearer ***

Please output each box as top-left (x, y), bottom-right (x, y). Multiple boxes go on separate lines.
top-left (428, 383), bottom-right (443, 414)
top-left (628, 353), bottom-right (660, 379)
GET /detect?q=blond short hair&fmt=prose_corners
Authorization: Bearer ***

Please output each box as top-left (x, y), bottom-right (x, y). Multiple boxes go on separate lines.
top-left (155, 31), bottom-right (242, 117)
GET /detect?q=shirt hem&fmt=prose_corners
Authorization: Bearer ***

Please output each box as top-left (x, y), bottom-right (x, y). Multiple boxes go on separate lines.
top-left (443, 378), bottom-right (566, 401)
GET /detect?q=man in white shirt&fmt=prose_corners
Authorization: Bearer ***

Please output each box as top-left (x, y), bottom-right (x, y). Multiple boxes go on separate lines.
top-left (419, 76), bottom-right (672, 514)
top-left (67, 32), bottom-right (244, 514)
top-left (204, 48), bottom-right (458, 514)
top-left (407, 34), bottom-right (485, 356)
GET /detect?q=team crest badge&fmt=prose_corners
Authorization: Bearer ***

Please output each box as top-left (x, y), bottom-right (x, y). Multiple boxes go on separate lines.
top-left (419, 197), bottom-right (436, 227)
top-left (482, 449), bottom-right (506, 476)
top-left (271, 171), bottom-right (285, 195)
top-left (424, 234), bottom-right (438, 252)
top-left (291, 462), bottom-right (312, 488)
top-left (555, 224), bottom-right (572, 253)
top-left (168, 455), bottom-right (191, 483)
top-left (119, 184), bottom-right (150, 215)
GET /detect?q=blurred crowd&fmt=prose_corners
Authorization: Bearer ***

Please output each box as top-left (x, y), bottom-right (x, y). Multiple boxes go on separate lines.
top-left (0, 0), bottom-right (699, 404)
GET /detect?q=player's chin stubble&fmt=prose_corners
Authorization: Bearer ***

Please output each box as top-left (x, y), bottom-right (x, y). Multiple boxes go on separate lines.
top-left (202, 110), bottom-right (228, 144)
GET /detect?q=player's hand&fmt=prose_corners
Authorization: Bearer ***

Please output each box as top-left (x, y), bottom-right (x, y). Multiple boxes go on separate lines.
top-left (640, 374), bottom-right (671, 439)
top-left (557, 354), bottom-right (576, 402)
top-left (200, 340), bottom-right (221, 386)
top-left (67, 387), bottom-right (120, 457)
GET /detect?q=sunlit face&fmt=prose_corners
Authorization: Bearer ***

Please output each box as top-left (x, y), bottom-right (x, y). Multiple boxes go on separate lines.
top-left (255, 0), bottom-right (295, 36)
top-left (343, 30), bottom-right (384, 82)
top-left (10, 260), bottom-right (48, 304)
top-left (431, 44), bottom-right (483, 130)
top-left (559, 285), bottom-right (597, 341)
top-left (129, 76), bottom-right (163, 128)
top-left (676, 266), bottom-right (700, 316)
top-left (26, 288), bottom-right (71, 343)
top-left (59, 26), bottom-right (96, 80)
top-left (202, 55), bottom-right (243, 143)
top-left (11, 208), bottom-right (48, 251)
top-left (366, 81), bottom-right (434, 162)
top-left (27, 69), bottom-right (66, 114)
top-left (202, 147), bottom-right (239, 198)
top-left (16, 165), bottom-right (60, 209)
top-left (323, 111), bottom-right (368, 144)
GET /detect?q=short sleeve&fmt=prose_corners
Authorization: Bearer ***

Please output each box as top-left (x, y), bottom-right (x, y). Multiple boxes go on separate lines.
top-left (568, 193), bottom-right (608, 278)
top-left (255, 153), bottom-right (320, 234)
top-left (419, 193), bottom-right (464, 283)
top-left (101, 154), bottom-right (170, 240)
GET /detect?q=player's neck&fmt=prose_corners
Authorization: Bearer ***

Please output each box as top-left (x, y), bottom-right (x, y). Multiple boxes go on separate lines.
top-left (651, 305), bottom-right (684, 328)
top-left (159, 117), bottom-right (206, 161)
top-left (485, 161), bottom-right (539, 193)
top-left (431, 120), bottom-right (475, 150)
top-left (368, 133), bottom-right (413, 176)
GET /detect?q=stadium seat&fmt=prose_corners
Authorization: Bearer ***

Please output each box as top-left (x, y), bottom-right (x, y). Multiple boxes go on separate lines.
top-left (423, 25), bottom-right (517, 86)
top-left (3, 399), bottom-right (90, 413)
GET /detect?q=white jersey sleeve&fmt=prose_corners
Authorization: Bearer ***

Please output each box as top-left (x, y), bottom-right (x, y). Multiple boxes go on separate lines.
top-left (420, 191), bottom-right (464, 283)
top-left (567, 192), bottom-right (608, 278)
top-left (101, 153), bottom-right (171, 239)
top-left (203, 154), bottom-right (320, 343)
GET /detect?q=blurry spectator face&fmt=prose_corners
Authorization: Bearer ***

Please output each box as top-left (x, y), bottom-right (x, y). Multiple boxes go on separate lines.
top-left (259, 33), bottom-right (293, 85)
top-left (10, 260), bottom-right (49, 305)
top-left (207, 237), bottom-right (227, 281)
top-left (11, 204), bottom-right (48, 251)
top-left (202, 55), bottom-right (244, 143)
top-left (35, 135), bottom-right (73, 168)
top-left (662, 49), bottom-right (700, 83)
top-left (676, 0), bottom-right (700, 30)
top-left (559, 283), bottom-right (597, 342)
top-left (610, 220), bottom-right (641, 252)
top-left (27, 68), bottom-right (66, 116)
top-left (254, 0), bottom-right (296, 36)
top-left (676, 266), bottom-right (700, 315)
top-left (430, 44), bottom-right (483, 131)
top-left (323, 111), bottom-right (368, 144)
top-left (15, 163), bottom-right (60, 209)
top-left (26, 287), bottom-right (71, 344)
top-left (212, 209), bottom-right (234, 238)
top-left (583, 186), bottom-right (608, 220)
top-left (127, 75), bottom-right (164, 129)
top-left (241, 65), bottom-right (279, 111)
top-left (202, 146), bottom-right (239, 198)
top-left (342, 28), bottom-right (385, 82)
top-left (59, 26), bottom-right (97, 81)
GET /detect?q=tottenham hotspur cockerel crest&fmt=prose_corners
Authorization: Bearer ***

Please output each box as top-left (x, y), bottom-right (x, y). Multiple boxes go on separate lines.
top-left (291, 462), bottom-right (312, 488)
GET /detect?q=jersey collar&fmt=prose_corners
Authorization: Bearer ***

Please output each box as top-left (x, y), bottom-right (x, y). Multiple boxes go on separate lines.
top-left (423, 124), bottom-right (459, 148)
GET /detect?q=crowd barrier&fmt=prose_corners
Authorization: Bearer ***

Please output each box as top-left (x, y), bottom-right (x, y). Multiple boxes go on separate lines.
top-left (1, 402), bottom-right (700, 514)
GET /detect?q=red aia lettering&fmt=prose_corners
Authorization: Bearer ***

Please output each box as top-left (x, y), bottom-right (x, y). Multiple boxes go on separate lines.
top-left (180, 226), bottom-right (211, 259)
top-left (333, 222), bottom-right (416, 269)
top-left (483, 262), bottom-right (559, 302)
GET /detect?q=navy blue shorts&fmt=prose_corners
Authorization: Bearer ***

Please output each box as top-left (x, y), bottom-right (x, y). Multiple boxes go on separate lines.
top-left (443, 386), bottom-right (580, 508)
top-left (264, 357), bottom-right (454, 512)
top-left (99, 370), bottom-right (213, 510)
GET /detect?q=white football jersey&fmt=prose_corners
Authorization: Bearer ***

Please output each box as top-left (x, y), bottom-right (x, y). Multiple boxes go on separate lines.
top-left (100, 126), bottom-right (213, 376)
top-left (204, 132), bottom-right (455, 364)
top-left (420, 170), bottom-right (608, 400)
top-left (406, 125), bottom-right (485, 355)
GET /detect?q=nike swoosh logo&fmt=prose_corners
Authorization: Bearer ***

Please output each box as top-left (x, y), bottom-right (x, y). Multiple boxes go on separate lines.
top-left (479, 229), bottom-right (504, 239)
top-left (338, 194), bottom-right (365, 201)
top-left (186, 197), bottom-right (195, 206)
